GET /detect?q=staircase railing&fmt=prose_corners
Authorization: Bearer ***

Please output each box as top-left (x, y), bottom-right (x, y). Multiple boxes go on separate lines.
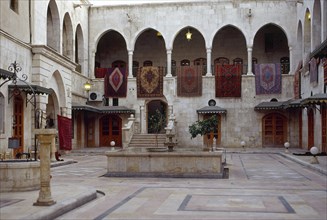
top-left (122, 114), bottom-right (136, 148)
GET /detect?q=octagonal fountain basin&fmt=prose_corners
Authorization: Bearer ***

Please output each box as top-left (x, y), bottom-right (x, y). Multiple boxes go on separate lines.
top-left (105, 147), bottom-right (225, 178)
top-left (0, 160), bottom-right (40, 192)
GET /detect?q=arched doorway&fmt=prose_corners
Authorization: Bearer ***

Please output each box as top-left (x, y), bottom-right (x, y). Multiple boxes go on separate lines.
top-left (203, 114), bottom-right (222, 147)
top-left (13, 95), bottom-right (24, 157)
top-left (262, 113), bottom-right (287, 147)
top-left (99, 115), bottom-right (122, 147)
top-left (307, 108), bottom-right (314, 150)
top-left (147, 100), bottom-right (167, 134)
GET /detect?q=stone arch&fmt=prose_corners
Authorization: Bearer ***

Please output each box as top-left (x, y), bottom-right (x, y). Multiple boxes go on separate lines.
top-left (312, 0), bottom-right (321, 50)
top-left (296, 20), bottom-right (303, 64)
top-left (133, 28), bottom-right (167, 68)
top-left (212, 25), bottom-right (247, 75)
top-left (132, 27), bottom-right (167, 51)
top-left (171, 26), bottom-right (206, 68)
top-left (47, 0), bottom-right (60, 52)
top-left (48, 70), bottom-right (66, 114)
top-left (75, 24), bottom-right (85, 74)
top-left (253, 23), bottom-right (289, 65)
top-left (303, 8), bottom-right (311, 62)
top-left (146, 99), bottom-right (168, 134)
top-left (94, 30), bottom-right (128, 71)
top-left (62, 13), bottom-right (74, 60)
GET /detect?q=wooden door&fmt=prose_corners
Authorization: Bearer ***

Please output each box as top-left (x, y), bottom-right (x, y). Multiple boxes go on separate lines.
top-left (322, 104), bottom-right (326, 153)
top-left (13, 95), bottom-right (24, 157)
top-left (86, 116), bottom-right (95, 147)
top-left (263, 113), bottom-right (287, 147)
top-left (307, 108), bottom-right (314, 150)
top-left (100, 115), bottom-right (122, 147)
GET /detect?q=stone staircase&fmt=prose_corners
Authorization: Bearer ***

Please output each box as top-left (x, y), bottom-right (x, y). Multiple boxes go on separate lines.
top-left (128, 134), bottom-right (166, 148)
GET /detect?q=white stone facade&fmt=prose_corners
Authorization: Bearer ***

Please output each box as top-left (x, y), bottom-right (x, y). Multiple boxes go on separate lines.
top-left (0, 0), bottom-right (326, 155)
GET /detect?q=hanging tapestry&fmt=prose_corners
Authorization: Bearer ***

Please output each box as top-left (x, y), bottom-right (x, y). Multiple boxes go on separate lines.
top-left (137, 66), bottom-right (163, 97)
top-left (104, 67), bottom-right (127, 97)
top-left (177, 66), bottom-right (202, 96)
top-left (309, 57), bottom-right (319, 84)
top-left (255, 63), bottom-right (281, 95)
top-left (95, 68), bottom-right (108, 78)
top-left (293, 61), bottom-right (302, 99)
top-left (323, 58), bottom-right (327, 85)
top-left (57, 115), bottom-right (72, 151)
top-left (215, 64), bottom-right (241, 97)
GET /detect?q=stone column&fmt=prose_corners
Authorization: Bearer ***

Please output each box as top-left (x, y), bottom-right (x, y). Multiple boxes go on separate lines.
top-left (128, 50), bottom-right (134, 78)
top-left (289, 46), bottom-right (293, 74)
top-left (206, 48), bottom-right (212, 76)
top-left (33, 129), bottom-right (57, 206)
top-left (168, 105), bottom-right (173, 116)
top-left (140, 105), bottom-right (146, 134)
top-left (166, 49), bottom-right (172, 77)
top-left (247, 46), bottom-right (254, 75)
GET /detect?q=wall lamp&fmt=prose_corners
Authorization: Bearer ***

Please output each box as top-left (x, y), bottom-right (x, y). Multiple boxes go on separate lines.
top-left (186, 29), bottom-right (192, 41)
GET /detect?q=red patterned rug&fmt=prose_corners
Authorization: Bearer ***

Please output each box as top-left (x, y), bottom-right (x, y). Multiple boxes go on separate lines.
top-left (255, 63), bottom-right (281, 95)
top-left (137, 66), bottom-right (163, 97)
top-left (95, 68), bottom-right (107, 78)
top-left (215, 64), bottom-right (241, 97)
top-left (57, 115), bottom-right (72, 151)
top-left (177, 66), bottom-right (202, 97)
top-left (104, 67), bottom-right (127, 97)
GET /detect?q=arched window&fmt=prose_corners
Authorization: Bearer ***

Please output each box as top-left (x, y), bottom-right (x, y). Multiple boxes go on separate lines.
top-left (180, 59), bottom-right (190, 66)
top-left (47, 0), bottom-right (60, 51)
top-left (233, 58), bottom-right (243, 74)
top-left (112, 60), bottom-right (126, 68)
top-left (143, 60), bottom-right (153, 66)
top-left (0, 93), bottom-right (4, 133)
top-left (280, 57), bottom-right (290, 74)
top-left (214, 57), bottom-right (229, 65)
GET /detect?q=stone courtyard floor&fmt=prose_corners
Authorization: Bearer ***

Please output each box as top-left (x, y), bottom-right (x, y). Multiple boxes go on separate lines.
top-left (0, 147), bottom-right (326, 220)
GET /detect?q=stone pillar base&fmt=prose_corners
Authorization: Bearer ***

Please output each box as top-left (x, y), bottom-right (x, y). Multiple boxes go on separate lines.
top-left (33, 200), bottom-right (56, 206)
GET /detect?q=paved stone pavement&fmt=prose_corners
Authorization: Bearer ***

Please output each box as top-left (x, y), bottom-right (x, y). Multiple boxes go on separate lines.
top-left (0, 147), bottom-right (326, 220)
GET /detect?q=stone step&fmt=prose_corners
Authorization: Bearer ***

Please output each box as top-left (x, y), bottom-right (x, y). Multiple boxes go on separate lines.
top-left (129, 134), bottom-right (166, 147)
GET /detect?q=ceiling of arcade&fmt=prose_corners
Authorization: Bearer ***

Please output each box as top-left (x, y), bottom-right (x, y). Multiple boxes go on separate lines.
top-left (95, 24), bottom-right (289, 71)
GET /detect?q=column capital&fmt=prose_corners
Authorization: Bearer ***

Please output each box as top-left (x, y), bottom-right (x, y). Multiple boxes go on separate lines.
top-left (206, 48), bottom-right (212, 53)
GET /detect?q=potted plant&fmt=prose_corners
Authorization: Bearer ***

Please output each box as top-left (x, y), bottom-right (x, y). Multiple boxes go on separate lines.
top-left (148, 109), bottom-right (166, 147)
top-left (189, 115), bottom-right (218, 150)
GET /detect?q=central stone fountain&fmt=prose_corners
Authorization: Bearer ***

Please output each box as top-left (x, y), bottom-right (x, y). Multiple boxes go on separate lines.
top-left (105, 147), bottom-right (224, 178)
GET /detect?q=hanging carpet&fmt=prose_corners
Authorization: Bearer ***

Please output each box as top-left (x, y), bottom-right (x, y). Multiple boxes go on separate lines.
top-left (215, 64), bottom-right (241, 97)
top-left (309, 57), bottom-right (319, 85)
top-left (104, 67), bottom-right (127, 97)
top-left (57, 115), bottom-right (72, 151)
top-left (137, 66), bottom-right (163, 97)
top-left (255, 63), bottom-right (281, 95)
top-left (177, 66), bottom-right (202, 97)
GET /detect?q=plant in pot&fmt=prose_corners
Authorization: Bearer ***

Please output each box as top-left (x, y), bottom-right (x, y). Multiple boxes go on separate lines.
top-left (189, 115), bottom-right (218, 151)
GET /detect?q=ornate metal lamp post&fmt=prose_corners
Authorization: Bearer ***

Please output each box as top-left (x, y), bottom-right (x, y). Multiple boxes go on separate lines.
top-left (1, 61), bottom-right (41, 160)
